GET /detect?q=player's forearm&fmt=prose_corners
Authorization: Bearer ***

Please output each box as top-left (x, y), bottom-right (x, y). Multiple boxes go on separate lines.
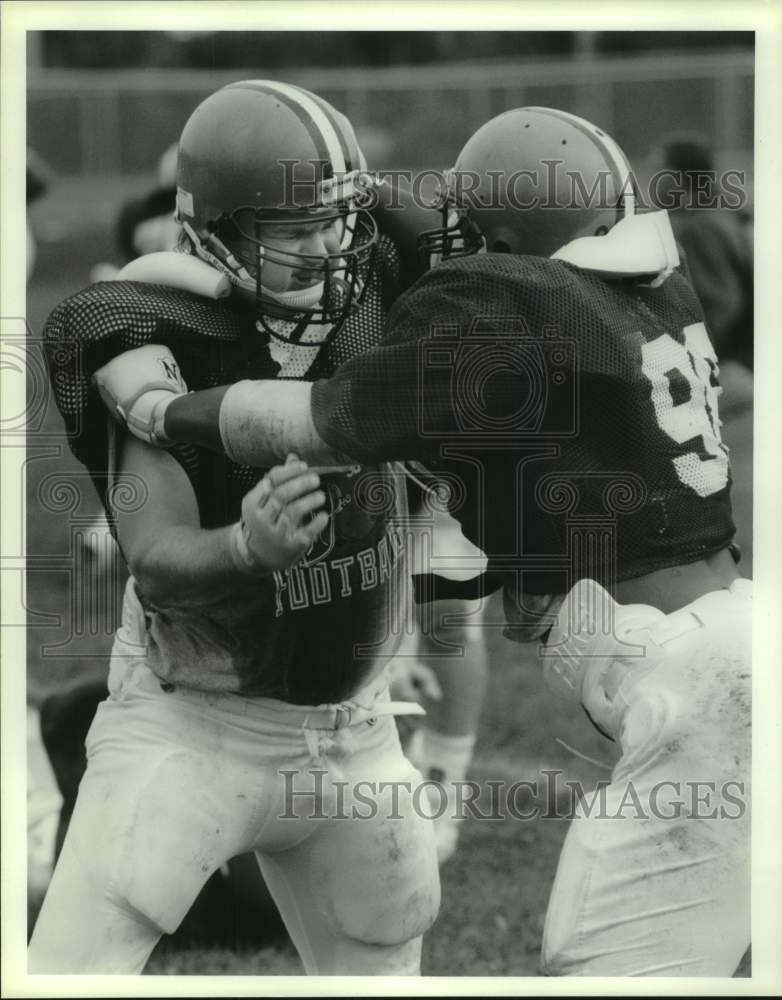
top-left (127, 522), bottom-right (265, 609)
top-left (215, 380), bottom-right (350, 467)
top-left (164, 380), bottom-right (344, 466)
top-left (93, 341), bottom-right (417, 467)
top-left (216, 378), bottom-right (437, 467)
top-left (94, 343), bottom-right (356, 466)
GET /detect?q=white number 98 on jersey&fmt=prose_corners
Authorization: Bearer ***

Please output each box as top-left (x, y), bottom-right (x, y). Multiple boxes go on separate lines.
top-left (642, 322), bottom-right (729, 498)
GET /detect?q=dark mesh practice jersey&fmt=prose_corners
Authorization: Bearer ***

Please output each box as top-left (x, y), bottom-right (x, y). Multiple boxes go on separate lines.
top-left (311, 253), bottom-right (736, 610)
top-left (44, 237), bottom-right (410, 703)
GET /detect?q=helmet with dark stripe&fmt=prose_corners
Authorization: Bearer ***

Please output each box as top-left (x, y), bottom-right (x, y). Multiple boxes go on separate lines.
top-left (418, 107), bottom-right (637, 266)
top-left (176, 80), bottom-right (379, 339)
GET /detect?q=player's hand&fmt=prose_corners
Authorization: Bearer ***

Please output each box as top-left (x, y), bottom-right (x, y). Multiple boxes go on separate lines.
top-left (93, 343), bottom-right (187, 445)
top-left (388, 658), bottom-right (443, 704)
top-left (231, 455), bottom-right (329, 574)
top-left (388, 658), bottom-right (442, 750)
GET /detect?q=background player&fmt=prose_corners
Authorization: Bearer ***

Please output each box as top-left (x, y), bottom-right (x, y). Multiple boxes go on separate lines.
top-left (652, 131), bottom-right (753, 370)
top-left (31, 81), bottom-right (441, 975)
top-left (390, 486), bottom-right (490, 864)
top-left (649, 131), bottom-right (754, 413)
top-left (100, 106), bottom-right (751, 977)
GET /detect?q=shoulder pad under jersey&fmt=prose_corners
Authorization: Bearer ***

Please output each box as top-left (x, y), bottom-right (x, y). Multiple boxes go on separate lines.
top-left (117, 251), bottom-right (231, 299)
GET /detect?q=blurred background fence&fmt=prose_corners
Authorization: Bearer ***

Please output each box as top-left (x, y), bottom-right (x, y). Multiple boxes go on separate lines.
top-left (28, 48), bottom-right (753, 176)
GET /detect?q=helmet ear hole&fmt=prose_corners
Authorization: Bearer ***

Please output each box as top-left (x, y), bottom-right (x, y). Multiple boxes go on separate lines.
top-left (594, 225), bottom-right (609, 237)
top-left (488, 225), bottom-right (517, 255)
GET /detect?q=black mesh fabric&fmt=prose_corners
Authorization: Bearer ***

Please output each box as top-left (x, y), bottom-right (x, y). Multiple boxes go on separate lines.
top-left (312, 253), bottom-right (736, 598)
top-left (45, 235), bottom-right (400, 528)
top-left (44, 237), bottom-right (410, 703)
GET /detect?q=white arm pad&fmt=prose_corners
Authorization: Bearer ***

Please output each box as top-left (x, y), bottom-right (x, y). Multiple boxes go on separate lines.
top-left (93, 343), bottom-right (187, 445)
top-left (218, 380), bottom-right (345, 467)
top-left (118, 251), bottom-right (231, 300)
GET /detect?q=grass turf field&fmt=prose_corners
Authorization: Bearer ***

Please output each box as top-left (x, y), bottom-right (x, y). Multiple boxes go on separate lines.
top-left (23, 177), bottom-right (753, 976)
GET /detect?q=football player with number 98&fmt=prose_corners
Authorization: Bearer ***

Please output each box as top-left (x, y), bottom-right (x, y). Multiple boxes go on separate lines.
top-left (98, 107), bottom-right (751, 977)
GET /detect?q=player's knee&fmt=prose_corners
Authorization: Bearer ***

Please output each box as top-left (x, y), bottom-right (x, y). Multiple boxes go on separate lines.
top-left (364, 934), bottom-right (424, 975)
top-left (326, 816), bottom-right (441, 947)
top-left (334, 883), bottom-right (440, 949)
top-left (332, 840), bottom-right (441, 948)
top-left (107, 869), bottom-right (203, 936)
top-left (320, 931), bottom-right (424, 976)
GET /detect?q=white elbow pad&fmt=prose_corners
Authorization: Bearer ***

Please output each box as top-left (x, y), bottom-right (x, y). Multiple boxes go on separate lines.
top-left (93, 343), bottom-right (188, 446)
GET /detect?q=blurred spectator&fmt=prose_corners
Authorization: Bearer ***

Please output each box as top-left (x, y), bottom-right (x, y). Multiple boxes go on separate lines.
top-left (116, 142), bottom-right (179, 260)
top-left (90, 142), bottom-right (179, 283)
top-left (653, 132), bottom-right (754, 373)
top-left (26, 149), bottom-right (53, 281)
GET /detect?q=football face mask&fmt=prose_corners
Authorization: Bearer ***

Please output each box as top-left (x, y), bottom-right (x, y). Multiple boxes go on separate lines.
top-left (417, 169), bottom-right (485, 270)
top-left (182, 181), bottom-right (378, 341)
top-left (175, 80), bottom-right (379, 342)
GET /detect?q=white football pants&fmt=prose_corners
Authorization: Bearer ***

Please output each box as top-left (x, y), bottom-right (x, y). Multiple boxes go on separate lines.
top-left (542, 578), bottom-right (751, 976)
top-left (28, 606), bottom-right (440, 974)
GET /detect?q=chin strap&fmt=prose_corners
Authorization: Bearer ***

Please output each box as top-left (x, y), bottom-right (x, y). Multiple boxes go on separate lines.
top-left (551, 210), bottom-right (680, 288)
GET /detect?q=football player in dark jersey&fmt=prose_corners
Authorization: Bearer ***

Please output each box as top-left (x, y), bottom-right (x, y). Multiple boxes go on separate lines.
top-left (31, 81), bottom-right (443, 975)
top-left (97, 106), bottom-right (751, 977)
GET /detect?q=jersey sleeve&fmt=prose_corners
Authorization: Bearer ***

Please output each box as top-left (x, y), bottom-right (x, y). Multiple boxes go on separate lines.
top-left (42, 281), bottom-right (230, 516)
top-left (43, 288), bottom-right (121, 478)
top-left (310, 260), bottom-right (529, 464)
